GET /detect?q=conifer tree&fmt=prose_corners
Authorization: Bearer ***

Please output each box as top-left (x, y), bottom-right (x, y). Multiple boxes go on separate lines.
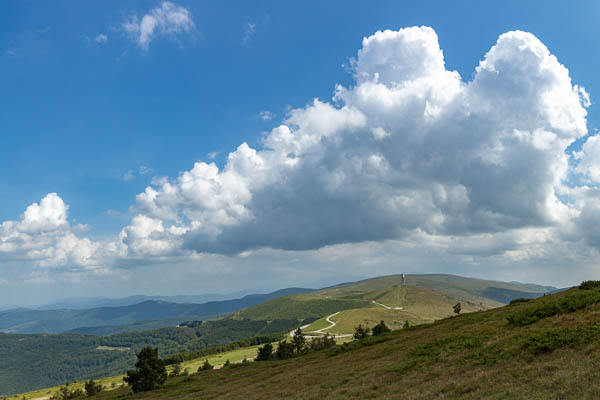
top-left (124, 346), bottom-right (167, 393)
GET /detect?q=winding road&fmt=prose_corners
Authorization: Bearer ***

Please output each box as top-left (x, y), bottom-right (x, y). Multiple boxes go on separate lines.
top-left (290, 311), bottom-right (353, 338)
top-left (312, 311), bottom-right (340, 334)
top-left (291, 300), bottom-right (404, 339)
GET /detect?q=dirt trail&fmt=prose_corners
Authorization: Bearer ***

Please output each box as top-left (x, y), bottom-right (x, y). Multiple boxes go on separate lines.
top-left (313, 311), bottom-right (340, 334)
top-left (301, 312), bottom-right (353, 338)
top-left (372, 300), bottom-right (403, 310)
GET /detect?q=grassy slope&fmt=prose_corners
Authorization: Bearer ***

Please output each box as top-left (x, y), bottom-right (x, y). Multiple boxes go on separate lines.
top-left (234, 274), bottom-right (529, 325)
top-left (16, 338), bottom-right (355, 400)
top-left (89, 286), bottom-right (600, 399)
top-left (305, 285), bottom-right (484, 334)
top-left (13, 344), bottom-right (267, 400)
top-left (306, 286), bottom-right (480, 335)
top-left (283, 275), bottom-right (531, 335)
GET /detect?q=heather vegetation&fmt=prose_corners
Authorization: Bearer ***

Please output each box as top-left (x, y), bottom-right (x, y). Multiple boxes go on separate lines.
top-left (506, 287), bottom-right (600, 326)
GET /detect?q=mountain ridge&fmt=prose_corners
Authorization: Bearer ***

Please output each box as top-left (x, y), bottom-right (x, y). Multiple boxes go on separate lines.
top-left (0, 288), bottom-right (314, 334)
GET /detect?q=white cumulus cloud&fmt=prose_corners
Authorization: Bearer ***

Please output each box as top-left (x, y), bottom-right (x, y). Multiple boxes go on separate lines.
top-left (0, 194), bottom-right (101, 269)
top-left (117, 26), bottom-right (589, 257)
top-left (4, 26), bottom-right (599, 286)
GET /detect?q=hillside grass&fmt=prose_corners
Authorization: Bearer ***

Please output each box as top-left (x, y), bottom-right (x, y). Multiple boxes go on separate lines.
top-left (79, 286), bottom-right (600, 399)
top-left (360, 285), bottom-right (407, 307)
top-left (234, 297), bottom-right (371, 321)
top-left (14, 336), bottom-right (355, 400)
top-left (305, 285), bottom-right (483, 335)
top-left (318, 308), bottom-right (419, 334)
top-left (12, 344), bottom-right (268, 400)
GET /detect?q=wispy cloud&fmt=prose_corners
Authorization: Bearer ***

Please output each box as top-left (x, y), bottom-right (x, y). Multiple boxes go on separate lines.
top-left (139, 165), bottom-right (153, 175)
top-left (85, 33), bottom-right (108, 47)
top-left (123, 1), bottom-right (196, 51)
top-left (242, 21), bottom-right (257, 45)
top-left (4, 26), bottom-right (52, 58)
top-left (94, 33), bottom-right (108, 44)
top-left (123, 165), bottom-right (153, 181)
top-left (259, 110), bottom-right (274, 121)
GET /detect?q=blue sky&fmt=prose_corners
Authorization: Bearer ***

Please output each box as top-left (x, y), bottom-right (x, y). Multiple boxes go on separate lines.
top-left (2, 1), bottom-right (600, 306)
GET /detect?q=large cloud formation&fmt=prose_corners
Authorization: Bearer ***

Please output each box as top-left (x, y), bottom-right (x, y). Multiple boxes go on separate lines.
top-left (2, 26), bottom-right (597, 277)
top-left (120, 27), bottom-right (590, 256)
top-left (0, 193), bottom-right (99, 268)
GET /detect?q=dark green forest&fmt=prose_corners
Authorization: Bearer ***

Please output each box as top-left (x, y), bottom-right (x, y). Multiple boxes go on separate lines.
top-left (0, 317), bottom-right (302, 396)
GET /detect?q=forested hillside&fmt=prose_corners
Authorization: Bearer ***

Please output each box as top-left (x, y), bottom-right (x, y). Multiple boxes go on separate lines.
top-left (0, 318), bottom-right (302, 395)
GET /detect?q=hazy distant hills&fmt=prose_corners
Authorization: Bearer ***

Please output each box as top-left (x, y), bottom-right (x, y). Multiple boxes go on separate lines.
top-left (32, 291), bottom-right (256, 311)
top-left (0, 288), bottom-right (314, 334)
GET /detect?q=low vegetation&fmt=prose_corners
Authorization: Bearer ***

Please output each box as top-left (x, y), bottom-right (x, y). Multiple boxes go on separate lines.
top-left (506, 288), bottom-right (600, 326)
top-left (59, 284), bottom-right (600, 399)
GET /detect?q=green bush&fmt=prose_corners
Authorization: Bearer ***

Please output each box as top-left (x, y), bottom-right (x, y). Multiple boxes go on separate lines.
top-left (309, 334), bottom-right (336, 351)
top-left (509, 298), bottom-right (531, 305)
top-left (255, 343), bottom-right (274, 361)
top-left (353, 324), bottom-right (371, 340)
top-left (372, 321), bottom-right (391, 336)
top-left (50, 384), bottom-right (84, 400)
top-left (506, 303), bottom-right (560, 326)
top-left (169, 363), bottom-right (182, 377)
top-left (520, 325), bottom-right (600, 355)
top-left (507, 290), bottom-right (600, 326)
top-left (198, 359), bottom-right (213, 371)
top-left (579, 281), bottom-right (600, 290)
top-left (84, 379), bottom-right (103, 396)
top-left (275, 340), bottom-right (294, 360)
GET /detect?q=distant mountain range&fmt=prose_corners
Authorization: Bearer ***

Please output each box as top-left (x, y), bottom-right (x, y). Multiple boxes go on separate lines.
top-left (0, 287), bottom-right (314, 334)
top-left (25, 290), bottom-right (257, 311)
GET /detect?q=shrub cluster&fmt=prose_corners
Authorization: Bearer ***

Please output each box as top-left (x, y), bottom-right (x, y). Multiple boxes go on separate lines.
top-left (198, 359), bottom-right (213, 372)
top-left (579, 281), bottom-right (600, 290)
top-left (84, 379), bottom-right (103, 396)
top-left (509, 298), bottom-right (531, 305)
top-left (507, 288), bottom-right (600, 326)
top-left (50, 384), bottom-right (84, 400)
top-left (163, 334), bottom-right (282, 365)
top-left (254, 329), bottom-right (337, 362)
top-left (518, 326), bottom-right (600, 355)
